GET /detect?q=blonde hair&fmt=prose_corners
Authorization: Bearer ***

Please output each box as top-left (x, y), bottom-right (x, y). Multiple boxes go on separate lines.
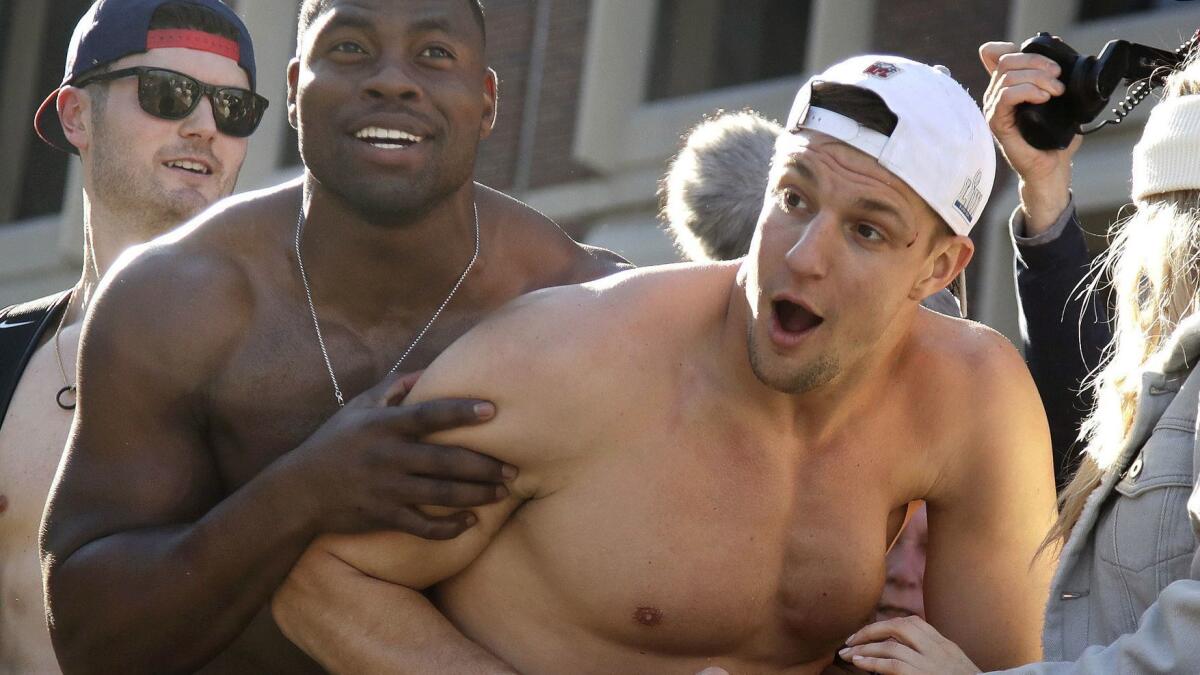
top-left (1046, 57), bottom-right (1200, 552)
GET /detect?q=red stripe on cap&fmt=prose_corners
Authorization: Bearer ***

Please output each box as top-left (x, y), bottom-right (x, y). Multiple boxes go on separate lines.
top-left (146, 29), bottom-right (240, 61)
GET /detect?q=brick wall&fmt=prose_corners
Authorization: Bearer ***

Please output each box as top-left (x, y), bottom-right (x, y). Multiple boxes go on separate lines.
top-left (479, 0), bottom-right (1015, 193)
top-left (527, 0), bottom-right (596, 189)
top-left (475, 0), bottom-right (595, 193)
top-left (871, 0), bottom-right (1011, 107)
top-left (476, 0), bottom-right (531, 190)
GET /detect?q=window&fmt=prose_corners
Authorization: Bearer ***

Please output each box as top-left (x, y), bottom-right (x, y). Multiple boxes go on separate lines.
top-left (1078, 0), bottom-right (1178, 21)
top-left (16, 0), bottom-right (95, 220)
top-left (0, 4), bottom-right (11, 92)
top-left (646, 0), bottom-right (811, 101)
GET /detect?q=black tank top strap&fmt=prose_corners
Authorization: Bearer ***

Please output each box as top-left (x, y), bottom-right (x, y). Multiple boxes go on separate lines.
top-left (0, 289), bottom-right (73, 428)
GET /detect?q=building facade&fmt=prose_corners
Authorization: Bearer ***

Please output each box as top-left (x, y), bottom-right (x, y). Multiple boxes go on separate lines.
top-left (2, 0), bottom-right (1198, 341)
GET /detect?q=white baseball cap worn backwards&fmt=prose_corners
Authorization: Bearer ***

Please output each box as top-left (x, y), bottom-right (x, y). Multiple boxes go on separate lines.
top-left (783, 55), bottom-right (996, 235)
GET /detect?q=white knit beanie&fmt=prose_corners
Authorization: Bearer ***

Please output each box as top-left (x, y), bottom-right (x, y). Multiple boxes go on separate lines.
top-left (1132, 95), bottom-right (1200, 202)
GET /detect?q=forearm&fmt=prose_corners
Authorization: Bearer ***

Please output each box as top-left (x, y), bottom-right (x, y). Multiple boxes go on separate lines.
top-left (274, 548), bottom-right (517, 674)
top-left (1014, 202), bottom-right (1109, 368)
top-left (45, 468), bottom-right (314, 673)
top-left (1018, 175), bottom-right (1071, 236)
top-left (286, 589), bottom-right (515, 675)
top-left (1012, 203), bottom-right (1111, 482)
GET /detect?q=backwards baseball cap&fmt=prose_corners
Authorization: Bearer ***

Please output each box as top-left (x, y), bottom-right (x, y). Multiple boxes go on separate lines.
top-left (33, 0), bottom-right (257, 154)
top-left (783, 55), bottom-right (995, 235)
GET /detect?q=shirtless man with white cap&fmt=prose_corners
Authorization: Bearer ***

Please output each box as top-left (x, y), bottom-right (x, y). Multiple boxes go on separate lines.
top-left (272, 55), bottom-right (1058, 674)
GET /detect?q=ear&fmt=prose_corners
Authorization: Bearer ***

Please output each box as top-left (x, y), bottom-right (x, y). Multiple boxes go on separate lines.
top-left (910, 234), bottom-right (974, 302)
top-left (57, 87), bottom-right (92, 153)
top-left (287, 58), bottom-right (301, 131)
top-left (480, 67), bottom-right (498, 140)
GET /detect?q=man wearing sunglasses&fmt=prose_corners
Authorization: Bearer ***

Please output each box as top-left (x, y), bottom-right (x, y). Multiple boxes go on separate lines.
top-left (0, 0), bottom-right (261, 671)
top-left (40, 0), bottom-right (628, 672)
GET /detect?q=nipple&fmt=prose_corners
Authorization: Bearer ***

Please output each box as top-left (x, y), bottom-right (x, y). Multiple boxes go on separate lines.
top-left (633, 606), bottom-right (663, 627)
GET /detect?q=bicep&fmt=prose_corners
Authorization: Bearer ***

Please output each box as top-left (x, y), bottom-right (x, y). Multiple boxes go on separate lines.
top-left (45, 349), bottom-right (216, 567)
top-left (275, 545), bottom-right (517, 674)
top-left (313, 495), bottom-right (522, 590)
top-left (43, 258), bottom-right (235, 563)
top-left (923, 357), bottom-right (1057, 670)
top-left (306, 353), bottom-right (544, 590)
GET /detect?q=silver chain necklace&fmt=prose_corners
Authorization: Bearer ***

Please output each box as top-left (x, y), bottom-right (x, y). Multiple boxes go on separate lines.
top-left (294, 202), bottom-right (480, 407)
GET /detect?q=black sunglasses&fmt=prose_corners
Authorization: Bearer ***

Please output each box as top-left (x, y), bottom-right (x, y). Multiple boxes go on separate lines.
top-left (73, 66), bottom-right (269, 138)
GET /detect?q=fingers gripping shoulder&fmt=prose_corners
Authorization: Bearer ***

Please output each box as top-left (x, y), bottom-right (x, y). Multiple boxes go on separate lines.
top-left (403, 283), bottom-right (608, 483)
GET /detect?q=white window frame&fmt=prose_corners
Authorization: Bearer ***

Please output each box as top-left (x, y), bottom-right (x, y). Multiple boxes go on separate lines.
top-left (573, 0), bottom-right (878, 174)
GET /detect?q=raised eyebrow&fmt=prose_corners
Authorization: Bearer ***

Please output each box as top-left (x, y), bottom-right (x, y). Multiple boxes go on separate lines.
top-left (316, 14), bottom-right (461, 48)
top-left (408, 17), bottom-right (457, 37)
top-left (783, 157), bottom-right (909, 232)
top-left (320, 11), bottom-right (375, 36)
top-left (783, 157), bottom-right (817, 184)
top-left (852, 197), bottom-right (912, 237)
top-left (852, 197), bottom-right (903, 221)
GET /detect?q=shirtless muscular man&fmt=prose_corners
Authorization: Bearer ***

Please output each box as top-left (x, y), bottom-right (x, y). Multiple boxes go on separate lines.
top-left (40, 0), bottom-right (623, 671)
top-left (275, 55), bottom-right (1058, 674)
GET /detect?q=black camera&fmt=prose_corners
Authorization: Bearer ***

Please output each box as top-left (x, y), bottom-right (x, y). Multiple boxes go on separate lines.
top-left (1015, 31), bottom-right (1194, 150)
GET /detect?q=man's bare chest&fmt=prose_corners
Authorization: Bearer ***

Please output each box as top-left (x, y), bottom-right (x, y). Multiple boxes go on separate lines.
top-left (447, 414), bottom-right (922, 663)
top-left (0, 341), bottom-right (75, 672)
top-left (201, 309), bottom-right (493, 489)
top-left (0, 339), bottom-right (75, 542)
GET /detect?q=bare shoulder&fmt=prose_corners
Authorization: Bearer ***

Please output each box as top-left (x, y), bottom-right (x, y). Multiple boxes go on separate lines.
top-left (476, 183), bottom-right (631, 287)
top-left (84, 180), bottom-right (301, 378)
top-left (911, 323), bottom-right (1057, 672)
top-left (410, 262), bottom-right (735, 467)
top-left (418, 261), bottom-right (734, 396)
top-left (913, 312), bottom-right (1052, 493)
top-left (915, 311), bottom-right (1035, 397)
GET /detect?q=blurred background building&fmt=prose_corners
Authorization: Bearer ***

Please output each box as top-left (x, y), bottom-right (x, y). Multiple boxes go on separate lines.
top-left (1, 0), bottom-right (1197, 341)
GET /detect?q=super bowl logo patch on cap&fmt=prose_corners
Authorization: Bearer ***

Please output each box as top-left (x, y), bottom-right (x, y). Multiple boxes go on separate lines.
top-left (954, 170), bottom-right (984, 223)
top-left (863, 61), bottom-right (900, 79)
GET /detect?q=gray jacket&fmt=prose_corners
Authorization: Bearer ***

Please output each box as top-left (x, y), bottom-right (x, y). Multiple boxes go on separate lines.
top-left (1000, 314), bottom-right (1200, 674)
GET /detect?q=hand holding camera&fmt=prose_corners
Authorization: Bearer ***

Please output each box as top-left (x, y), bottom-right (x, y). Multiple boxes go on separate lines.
top-left (980, 30), bottom-right (1195, 234)
top-left (1015, 33), bottom-right (1185, 150)
top-left (980, 41), bottom-right (1078, 235)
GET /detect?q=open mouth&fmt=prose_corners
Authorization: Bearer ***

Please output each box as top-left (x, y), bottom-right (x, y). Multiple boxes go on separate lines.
top-left (355, 125), bottom-right (425, 150)
top-left (875, 605), bottom-right (919, 620)
top-left (773, 299), bottom-right (824, 335)
top-left (164, 159), bottom-right (211, 175)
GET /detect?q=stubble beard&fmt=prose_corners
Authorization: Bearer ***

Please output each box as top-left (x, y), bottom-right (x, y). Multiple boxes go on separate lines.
top-left (302, 129), bottom-right (476, 222)
top-left (90, 122), bottom-right (217, 235)
top-left (746, 317), bottom-right (838, 394)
